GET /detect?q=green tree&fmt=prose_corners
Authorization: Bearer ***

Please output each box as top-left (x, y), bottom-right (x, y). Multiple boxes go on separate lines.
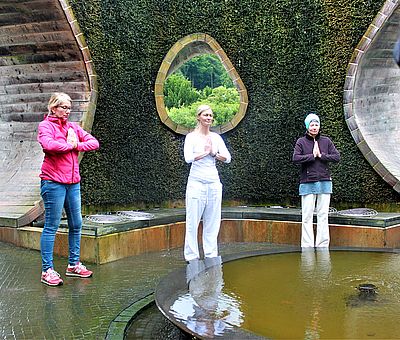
top-left (167, 86), bottom-right (240, 128)
top-left (201, 86), bottom-right (213, 98)
top-left (207, 86), bottom-right (239, 126)
top-left (165, 56), bottom-right (239, 128)
top-left (208, 86), bottom-right (240, 103)
top-left (168, 105), bottom-right (198, 128)
top-left (163, 73), bottom-right (200, 109)
top-left (180, 54), bottom-right (234, 90)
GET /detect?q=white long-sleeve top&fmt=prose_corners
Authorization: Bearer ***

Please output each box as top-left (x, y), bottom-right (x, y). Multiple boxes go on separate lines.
top-left (184, 131), bottom-right (231, 183)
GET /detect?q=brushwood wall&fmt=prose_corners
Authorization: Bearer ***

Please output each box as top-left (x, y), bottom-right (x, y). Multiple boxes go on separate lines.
top-left (69, 0), bottom-right (400, 210)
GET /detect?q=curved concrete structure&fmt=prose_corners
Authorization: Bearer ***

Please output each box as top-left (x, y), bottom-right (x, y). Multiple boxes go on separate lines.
top-left (344, 0), bottom-right (400, 192)
top-left (0, 0), bottom-right (97, 226)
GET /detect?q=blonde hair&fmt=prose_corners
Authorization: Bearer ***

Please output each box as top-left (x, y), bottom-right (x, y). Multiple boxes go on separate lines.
top-left (195, 104), bottom-right (213, 130)
top-left (47, 92), bottom-right (72, 115)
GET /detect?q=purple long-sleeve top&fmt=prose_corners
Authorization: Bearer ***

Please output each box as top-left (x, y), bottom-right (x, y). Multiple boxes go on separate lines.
top-left (292, 133), bottom-right (340, 184)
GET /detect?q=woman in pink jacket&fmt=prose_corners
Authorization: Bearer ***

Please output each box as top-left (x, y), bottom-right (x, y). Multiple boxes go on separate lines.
top-left (38, 92), bottom-right (99, 286)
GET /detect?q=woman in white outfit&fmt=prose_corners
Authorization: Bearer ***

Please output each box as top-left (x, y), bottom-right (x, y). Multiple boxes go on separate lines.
top-left (183, 104), bottom-right (231, 262)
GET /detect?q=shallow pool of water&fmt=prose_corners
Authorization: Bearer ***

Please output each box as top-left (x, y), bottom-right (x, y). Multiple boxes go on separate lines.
top-left (222, 251), bottom-right (400, 339)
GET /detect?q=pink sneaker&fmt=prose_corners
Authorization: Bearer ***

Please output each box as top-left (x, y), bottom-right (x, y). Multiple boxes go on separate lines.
top-left (41, 268), bottom-right (63, 286)
top-left (66, 262), bottom-right (93, 278)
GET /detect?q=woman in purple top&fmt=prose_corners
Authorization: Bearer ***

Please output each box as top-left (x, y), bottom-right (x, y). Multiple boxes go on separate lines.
top-left (292, 113), bottom-right (340, 248)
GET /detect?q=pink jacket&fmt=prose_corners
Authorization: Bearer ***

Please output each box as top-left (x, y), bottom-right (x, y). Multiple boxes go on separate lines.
top-left (38, 115), bottom-right (99, 184)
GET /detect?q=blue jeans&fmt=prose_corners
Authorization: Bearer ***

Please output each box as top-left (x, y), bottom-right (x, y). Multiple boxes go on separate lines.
top-left (40, 180), bottom-right (82, 271)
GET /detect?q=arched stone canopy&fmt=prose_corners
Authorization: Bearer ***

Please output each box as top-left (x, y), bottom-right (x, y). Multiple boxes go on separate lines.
top-left (0, 0), bottom-right (97, 226)
top-left (344, 0), bottom-right (400, 193)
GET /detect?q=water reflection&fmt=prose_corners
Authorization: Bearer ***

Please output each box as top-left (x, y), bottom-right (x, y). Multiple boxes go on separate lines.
top-left (42, 278), bottom-right (93, 334)
top-left (301, 248), bottom-right (331, 340)
top-left (170, 256), bottom-right (243, 338)
top-left (300, 248), bottom-right (332, 282)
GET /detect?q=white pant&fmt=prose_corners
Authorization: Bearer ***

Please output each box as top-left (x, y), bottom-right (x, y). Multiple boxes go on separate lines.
top-left (184, 179), bottom-right (222, 261)
top-left (301, 193), bottom-right (331, 248)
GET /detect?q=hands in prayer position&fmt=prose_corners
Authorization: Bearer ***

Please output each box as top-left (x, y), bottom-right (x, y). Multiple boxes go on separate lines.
top-left (204, 136), bottom-right (213, 154)
top-left (313, 140), bottom-right (321, 158)
top-left (67, 128), bottom-right (78, 148)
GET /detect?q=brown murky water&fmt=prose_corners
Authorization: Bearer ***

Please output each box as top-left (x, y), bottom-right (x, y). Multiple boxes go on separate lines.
top-left (222, 251), bottom-right (400, 339)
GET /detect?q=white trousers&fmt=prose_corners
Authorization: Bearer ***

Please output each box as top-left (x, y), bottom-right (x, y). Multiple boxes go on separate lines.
top-left (184, 179), bottom-right (222, 261)
top-left (301, 193), bottom-right (331, 248)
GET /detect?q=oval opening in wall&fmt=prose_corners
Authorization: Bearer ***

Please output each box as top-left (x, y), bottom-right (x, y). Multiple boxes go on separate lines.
top-left (155, 33), bottom-right (248, 135)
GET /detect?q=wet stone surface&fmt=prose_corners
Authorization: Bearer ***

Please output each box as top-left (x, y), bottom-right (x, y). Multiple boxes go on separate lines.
top-left (0, 241), bottom-right (183, 339)
top-left (0, 241), bottom-right (285, 339)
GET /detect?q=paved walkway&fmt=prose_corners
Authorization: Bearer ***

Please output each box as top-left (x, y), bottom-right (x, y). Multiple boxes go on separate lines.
top-left (0, 240), bottom-right (284, 339)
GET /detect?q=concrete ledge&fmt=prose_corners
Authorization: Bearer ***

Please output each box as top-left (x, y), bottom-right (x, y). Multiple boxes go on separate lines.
top-left (1, 207), bottom-right (400, 264)
top-left (105, 292), bottom-right (155, 340)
